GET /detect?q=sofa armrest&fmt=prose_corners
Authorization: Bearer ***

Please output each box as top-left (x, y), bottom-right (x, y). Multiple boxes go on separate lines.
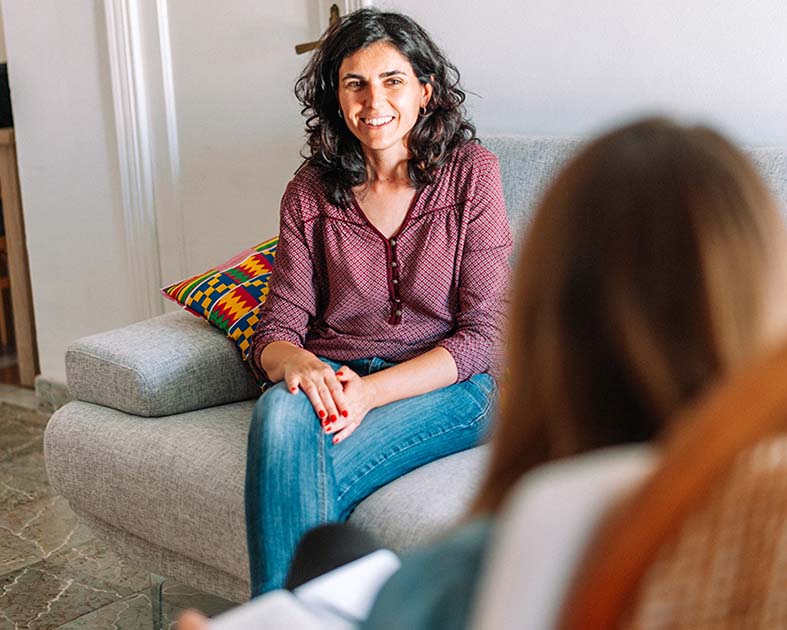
top-left (66, 311), bottom-right (261, 417)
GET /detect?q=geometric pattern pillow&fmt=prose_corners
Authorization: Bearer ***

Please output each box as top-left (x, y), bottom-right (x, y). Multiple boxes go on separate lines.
top-left (161, 236), bottom-right (278, 361)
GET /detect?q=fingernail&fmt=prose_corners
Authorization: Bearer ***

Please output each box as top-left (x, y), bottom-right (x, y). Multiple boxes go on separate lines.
top-left (329, 414), bottom-right (337, 422)
top-left (333, 436), bottom-right (339, 444)
top-left (337, 371), bottom-right (344, 376)
top-left (341, 410), bottom-right (348, 417)
top-left (318, 410), bottom-right (326, 418)
top-left (290, 387), bottom-right (297, 393)
top-left (325, 426), bottom-right (331, 433)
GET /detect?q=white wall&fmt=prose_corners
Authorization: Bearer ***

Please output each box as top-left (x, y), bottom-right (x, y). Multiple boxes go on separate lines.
top-left (2, 0), bottom-right (787, 385)
top-left (2, 0), bottom-right (134, 385)
top-left (388, 0), bottom-right (787, 146)
top-left (162, 0), bottom-right (312, 278)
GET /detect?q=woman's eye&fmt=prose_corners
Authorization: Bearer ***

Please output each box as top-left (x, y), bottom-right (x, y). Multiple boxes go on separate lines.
top-left (387, 78), bottom-right (403, 86)
top-left (347, 81), bottom-right (363, 89)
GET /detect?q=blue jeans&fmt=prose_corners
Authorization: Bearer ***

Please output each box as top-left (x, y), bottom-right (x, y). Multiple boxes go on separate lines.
top-left (244, 356), bottom-right (497, 595)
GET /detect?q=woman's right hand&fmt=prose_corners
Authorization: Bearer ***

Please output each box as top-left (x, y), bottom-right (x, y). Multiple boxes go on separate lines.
top-left (261, 342), bottom-right (348, 425)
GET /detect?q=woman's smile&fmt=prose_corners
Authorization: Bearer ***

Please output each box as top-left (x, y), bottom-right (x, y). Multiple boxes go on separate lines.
top-left (362, 115), bottom-right (395, 128)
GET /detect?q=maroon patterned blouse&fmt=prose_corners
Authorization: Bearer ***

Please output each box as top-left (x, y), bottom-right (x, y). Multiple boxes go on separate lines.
top-left (250, 142), bottom-right (512, 383)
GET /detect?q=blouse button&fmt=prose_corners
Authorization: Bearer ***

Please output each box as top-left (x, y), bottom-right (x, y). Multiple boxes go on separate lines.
top-left (395, 309), bottom-right (402, 316)
top-left (392, 279), bottom-right (399, 285)
top-left (391, 261), bottom-right (398, 268)
top-left (390, 238), bottom-right (397, 247)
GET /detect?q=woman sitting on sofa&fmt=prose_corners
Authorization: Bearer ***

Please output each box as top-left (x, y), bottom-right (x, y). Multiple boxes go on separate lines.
top-left (181, 118), bottom-right (787, 628)
top-left (244, 7), bottom-right (512, 596)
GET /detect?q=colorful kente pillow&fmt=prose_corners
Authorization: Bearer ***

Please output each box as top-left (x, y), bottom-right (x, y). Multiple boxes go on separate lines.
top-left (161, 236), bottom-right (278, 361)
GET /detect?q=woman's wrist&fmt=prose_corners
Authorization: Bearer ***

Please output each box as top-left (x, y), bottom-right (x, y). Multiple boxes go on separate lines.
top-left (260, 342), bottom-right (311, 383)
top-left (360, 374), bottom-right (382, 411)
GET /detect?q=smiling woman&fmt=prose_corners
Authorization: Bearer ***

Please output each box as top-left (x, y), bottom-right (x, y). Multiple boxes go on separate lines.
top-left (243, 8), bottom-right (512, 596)
top-left (337, 43), bottom-right (432, 159)
top-left (294, 8), bottom-right (476, 205)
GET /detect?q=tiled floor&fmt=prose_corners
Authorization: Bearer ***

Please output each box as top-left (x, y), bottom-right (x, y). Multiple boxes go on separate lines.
top-left (0, 391), bottom-right (234, 629)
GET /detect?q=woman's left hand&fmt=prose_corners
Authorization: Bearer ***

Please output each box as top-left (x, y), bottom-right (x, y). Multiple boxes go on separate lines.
top-left (327, 366), bottom-right (377, 444)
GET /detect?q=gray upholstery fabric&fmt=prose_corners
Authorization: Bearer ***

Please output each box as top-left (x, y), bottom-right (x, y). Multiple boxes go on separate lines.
top-left (482, 138), bottom-right (787, 245)
top-left (49, 135), bottom-right (787, 603)
top-left (45, 400), bottom-right (489, 589)
top-left (65, 311), bottom-right (260, 417)
top-left (482, 135), bottom-right (581, 250)
top-left (350, 444), bottom-right (490, 551)
top-left (748, 147), bottom-right (787, 213)
top-left (75, 510), bottom-right (250, 603)
top-left (45, 400), bottom-right (253, 579)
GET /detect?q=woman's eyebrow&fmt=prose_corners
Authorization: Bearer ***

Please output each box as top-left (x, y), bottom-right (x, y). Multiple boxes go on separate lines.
top-left (341, 69), bottom-right (406, 81)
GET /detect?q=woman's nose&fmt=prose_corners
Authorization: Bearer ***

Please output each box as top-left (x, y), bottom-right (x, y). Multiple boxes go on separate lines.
top-left (366, 83), bottom-right (384, 109)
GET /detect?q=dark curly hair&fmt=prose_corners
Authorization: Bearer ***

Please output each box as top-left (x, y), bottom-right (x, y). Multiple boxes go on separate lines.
top-left (294, 8), bottom-right (477, 206)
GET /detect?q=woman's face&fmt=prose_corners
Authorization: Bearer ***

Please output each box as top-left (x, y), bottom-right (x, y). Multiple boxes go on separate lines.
top-left (337, 42), bottom-right (432, 160)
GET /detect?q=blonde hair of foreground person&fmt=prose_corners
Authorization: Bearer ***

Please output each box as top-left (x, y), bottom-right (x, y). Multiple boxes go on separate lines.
top-left (472, 116), bottom-right (787, 515)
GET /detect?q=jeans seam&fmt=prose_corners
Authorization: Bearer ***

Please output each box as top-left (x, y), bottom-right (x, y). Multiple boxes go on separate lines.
top-left (336, 393), bottom-right (494, 506)
top-left (319, 426), bottom-right (328, 520)
top-left (465, 374), bottom-right (497, 399)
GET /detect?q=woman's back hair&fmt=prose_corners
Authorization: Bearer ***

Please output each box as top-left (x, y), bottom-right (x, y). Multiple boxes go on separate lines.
top-left (294, 8), bottom-right (476, 206)
top-left (472, 117), bottom-right (786, 514)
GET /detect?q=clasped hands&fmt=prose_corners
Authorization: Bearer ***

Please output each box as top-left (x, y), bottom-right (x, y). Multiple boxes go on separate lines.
top-left (282, 350), bottom-right (377, 444)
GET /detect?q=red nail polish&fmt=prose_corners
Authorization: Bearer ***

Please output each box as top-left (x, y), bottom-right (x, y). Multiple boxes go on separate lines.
top-left (290, 387), bottom-right (297, 393)
top-left (325, 426), bottom-right (331, 433)
top-left (341, 410), bottom-right (348, 417)
top-left (337, 371), bottom-right (344, 376)
top-left (333, 436), bottom-right (339, 444)
top-left (318, 410), bottom-right (326, 418)
top-left (329, 414), bottom-right (337, 422)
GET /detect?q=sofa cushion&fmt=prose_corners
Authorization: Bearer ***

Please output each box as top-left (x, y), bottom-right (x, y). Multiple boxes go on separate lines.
top-left (66, 312), bottom-right (260, 417)
top-left (161, 236), bottom-right (278, 366)
top-left (480, 139), bottom-right (787, 250)
top-left (44, 400), bottom-right (490, 583)
top-left (482, 135), bottom-right (582, 246)
top-left (748, 147), bottom-right (787, 212)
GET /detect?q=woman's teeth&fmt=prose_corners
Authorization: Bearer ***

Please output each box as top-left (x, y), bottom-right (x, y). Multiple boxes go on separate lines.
top-left (364, 116), bottom-right (394, 127)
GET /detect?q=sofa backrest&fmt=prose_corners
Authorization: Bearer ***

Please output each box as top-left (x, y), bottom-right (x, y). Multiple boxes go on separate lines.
top-left (482, 135), bottom-right (787, 247)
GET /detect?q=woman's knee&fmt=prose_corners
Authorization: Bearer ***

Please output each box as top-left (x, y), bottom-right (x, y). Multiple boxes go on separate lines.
top-left (250, 383), bottom-right (318, 445)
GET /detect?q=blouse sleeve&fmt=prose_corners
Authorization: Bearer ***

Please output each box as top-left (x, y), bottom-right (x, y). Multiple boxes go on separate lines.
top-left (247, 181), bottom-right (319, 384)
top-left (436, 154), bottom-right (513, 382)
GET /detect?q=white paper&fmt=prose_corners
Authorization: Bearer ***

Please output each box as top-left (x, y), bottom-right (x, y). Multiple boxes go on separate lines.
top-left (208, 590), bottom-right (325, 630)
top-left (294, 549), bottom-right (401, 622)
top-left (207, 549), bottom-right (401, 630)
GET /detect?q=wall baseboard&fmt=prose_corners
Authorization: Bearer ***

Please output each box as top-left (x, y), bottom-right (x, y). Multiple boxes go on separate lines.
top-left (34, 375), bottom-right (73, 414)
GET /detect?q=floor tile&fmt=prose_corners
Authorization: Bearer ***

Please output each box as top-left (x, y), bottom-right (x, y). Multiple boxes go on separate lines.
top-left (0, 538), bottom-right (149, 629)
top-left (0, 414), bottom-right (48, 485)
top-left (0, 495), bottom-right (95, 574)
top-left (56, 589), bottom-right (198, 630)
top-left (0, 470), bottom-right (54, 512)
top-left (54, 592), bottom-right (156, 629)
top-left (0, 386), bottom-right (40, 414)
top-left (0, 416), bottom-right (42, 460)
top-left (0, 402), bottom-right (49, 429)
top-left (162, 580), bottom-right (234, 618)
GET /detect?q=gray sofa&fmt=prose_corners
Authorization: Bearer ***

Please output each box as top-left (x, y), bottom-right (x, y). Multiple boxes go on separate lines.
top-left (43, 135), bottom-right (787, 604)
